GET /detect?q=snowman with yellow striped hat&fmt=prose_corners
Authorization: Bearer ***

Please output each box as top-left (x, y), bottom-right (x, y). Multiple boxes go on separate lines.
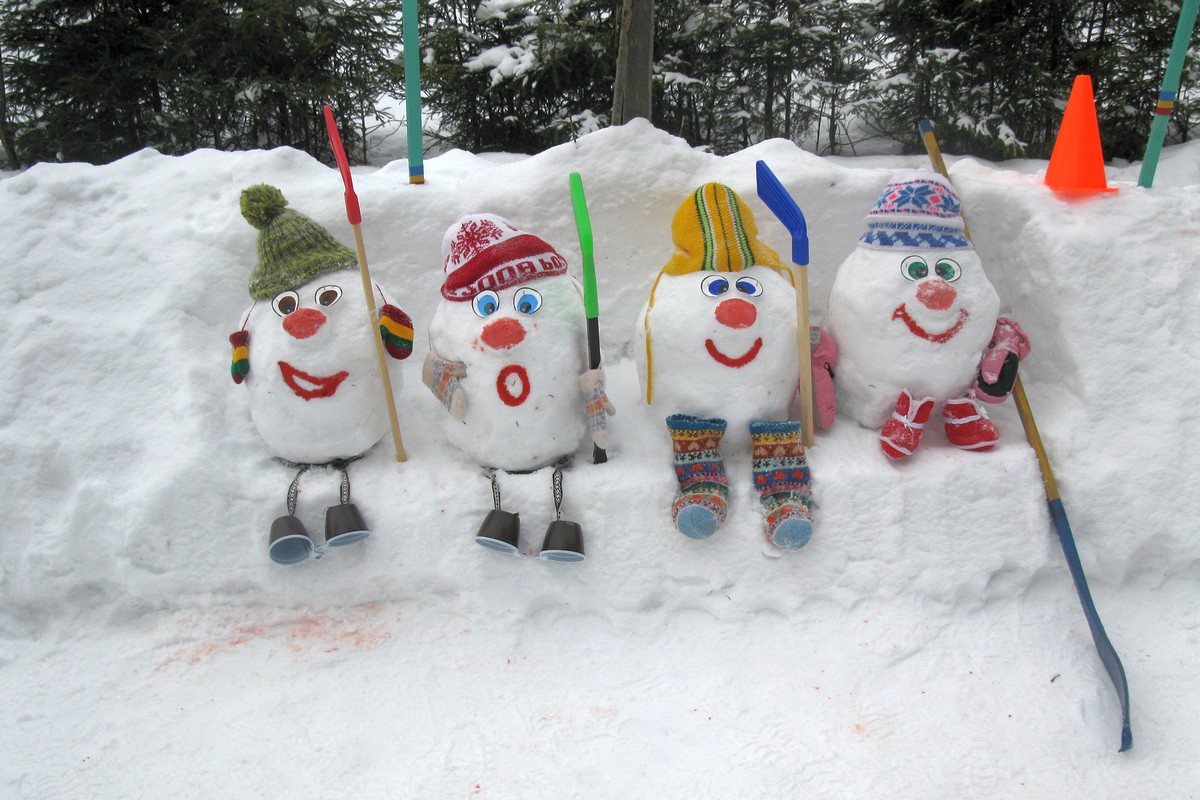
top-left (636, 183), bottom-right (829, 551)
top-left (229, 184), bottom-right (414, 564)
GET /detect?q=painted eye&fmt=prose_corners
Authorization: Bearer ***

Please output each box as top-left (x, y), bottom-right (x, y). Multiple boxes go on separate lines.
top-left (513, 287), bottom-right (542, 315)
top-left (900, 256), bottom-right (929, 281)
top-left (472, 290), bottom-right (501, 318)
top-left (935, 259), bottom-right (962, 282)
top-left (735, 277), bottom-right (763, 297)
top-left (701, 275), bottom-right (730, 297)
top-left (272, 290), bottom-right (300, 316)
top-left (315, 285), bottom-right (343, 307)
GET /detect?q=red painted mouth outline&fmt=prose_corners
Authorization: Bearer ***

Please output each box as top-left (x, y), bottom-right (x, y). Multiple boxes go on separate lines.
top-left (496, 364), bottom-right (531, 407)
top-left (278, 361), bottom-right (349, 400)
top-left (705, 337), bottom-right (763, 368)
top-left (891, 305), bottom-right (970, 343)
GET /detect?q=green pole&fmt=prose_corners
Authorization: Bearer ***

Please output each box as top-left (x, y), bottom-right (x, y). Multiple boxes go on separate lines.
top-left (1138, 0), bottom-right (1200, 188)
top-left (403, 0), bottom-right (424, 184)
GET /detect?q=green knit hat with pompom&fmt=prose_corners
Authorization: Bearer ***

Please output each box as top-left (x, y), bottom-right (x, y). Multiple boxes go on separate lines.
top-left (240, 184), bottom-right (357, 301)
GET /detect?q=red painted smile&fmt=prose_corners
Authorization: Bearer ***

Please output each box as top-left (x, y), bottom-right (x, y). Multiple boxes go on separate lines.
top-left (278, 361), bottom-right (349, 400)
top-left (705, 337), bottom-right (763, 368)
top-left (892, 305), bottom-right (969, 343)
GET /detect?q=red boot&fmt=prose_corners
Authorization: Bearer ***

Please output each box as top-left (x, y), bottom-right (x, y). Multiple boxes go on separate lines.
top-left (943, 394), bottom-right (1000, 451)
top-left (880, 390), bottom-right (935, 460)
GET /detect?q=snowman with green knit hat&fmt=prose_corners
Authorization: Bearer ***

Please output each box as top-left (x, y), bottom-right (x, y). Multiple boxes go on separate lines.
top-left (229, 184), bottom-right (414, 564)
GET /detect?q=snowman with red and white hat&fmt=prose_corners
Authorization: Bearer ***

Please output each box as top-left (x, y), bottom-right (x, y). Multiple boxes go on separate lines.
top-left (423, 213), bottom-right (612, 561)
top-left (229, 184), bottom-right (414, 563)
top-left (824, 171), bottom-right (1030, 459)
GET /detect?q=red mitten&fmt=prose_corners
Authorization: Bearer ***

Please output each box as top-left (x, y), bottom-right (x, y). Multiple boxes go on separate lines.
top-left (975, 317), bottom-right (1030, 403)
top-left (229, 330), bottom-right (249, 384)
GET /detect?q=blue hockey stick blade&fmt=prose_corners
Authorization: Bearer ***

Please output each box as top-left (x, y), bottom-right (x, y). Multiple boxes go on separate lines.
top-left (755, 160), bottom-right (809, 265)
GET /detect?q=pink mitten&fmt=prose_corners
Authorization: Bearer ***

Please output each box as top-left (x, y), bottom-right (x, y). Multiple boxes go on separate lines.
top-left (810, 327), bottom-right (838, 429)
top-left (976, 317), bottom-right (1030, 403)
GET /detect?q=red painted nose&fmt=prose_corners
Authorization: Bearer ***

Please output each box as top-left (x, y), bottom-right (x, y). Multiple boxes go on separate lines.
top-left (282, 307), bottom-right (327, 339)
top-left (481, 317), bottom-right (526, 350)
top-left (916, 279), bottom-right (957, 311)
top-left (715, 297), bottom-right (757, 329)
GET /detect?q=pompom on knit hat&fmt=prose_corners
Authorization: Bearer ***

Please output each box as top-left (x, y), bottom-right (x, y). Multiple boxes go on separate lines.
top-left (440, 214), bottom-right (568, 301)
top-left (660, 183), bottom-right (788, 276)
top-left (240, 184), bottom-right (357, 301)
top-left (858, 171), bottom-right (973, 251)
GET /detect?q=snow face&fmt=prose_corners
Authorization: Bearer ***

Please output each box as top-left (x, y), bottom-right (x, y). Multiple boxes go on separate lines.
top-left (825, 245), bottom-right (999, 427)
top-left (239, 269), bottom-right (400, 464)
top-left (636, 265), bottom-right (800, 446)
top-left (428, 273), bottom-right (587, 470)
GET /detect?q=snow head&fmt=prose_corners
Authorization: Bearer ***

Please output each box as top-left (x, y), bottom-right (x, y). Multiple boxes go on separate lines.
top-left (825, 171), bottom-right (1000, 428)
top-left (636, 183), bottom-right (800, 446)
top-left (427, 214), bottom-right (587, 471)
top-left (231, 185), bottom-right (410, 464)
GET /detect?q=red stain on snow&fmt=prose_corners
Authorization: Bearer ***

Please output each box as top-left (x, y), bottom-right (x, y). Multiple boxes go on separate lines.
top-left (154, 603), bottom-right (395, 670)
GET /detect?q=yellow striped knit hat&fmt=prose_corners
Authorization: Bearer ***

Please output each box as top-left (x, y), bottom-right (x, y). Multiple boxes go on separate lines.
top-left (644, 183), bottom-right (791, 403)
top-left (661, 183), bottom-right (788, 275)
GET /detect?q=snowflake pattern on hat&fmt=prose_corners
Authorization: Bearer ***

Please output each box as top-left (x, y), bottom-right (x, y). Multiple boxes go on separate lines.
top-left (440, 213), bottom-right (569, 301)
top-left (859, 173), bottom-right (972, 251)
top-left (449, 217), bottom-right (507, 266)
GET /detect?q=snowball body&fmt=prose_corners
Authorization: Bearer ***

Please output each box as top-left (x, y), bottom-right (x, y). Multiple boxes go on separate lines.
top-left (825, 246), bottom-right (999, 428)
top-left (242, 270), bottom-right (401, 463)
top-left (636, 265), bottom-right (800, 448)
top-left (429, 274), bottom-right (587, 471)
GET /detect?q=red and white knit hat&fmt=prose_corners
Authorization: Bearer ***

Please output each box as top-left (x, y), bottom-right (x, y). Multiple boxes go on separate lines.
top-left (440, 214), bottom-right (568, 301)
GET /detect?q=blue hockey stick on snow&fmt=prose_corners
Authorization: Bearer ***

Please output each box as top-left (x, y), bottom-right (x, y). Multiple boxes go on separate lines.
top-left (920, 118), bottom-right (1132, 752)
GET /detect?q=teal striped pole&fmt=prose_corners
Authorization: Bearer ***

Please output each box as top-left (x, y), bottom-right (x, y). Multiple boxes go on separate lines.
top-left (1138, 0), bottom-right (1200, 188)
top-left (403, 0), bottom-right (424, 184)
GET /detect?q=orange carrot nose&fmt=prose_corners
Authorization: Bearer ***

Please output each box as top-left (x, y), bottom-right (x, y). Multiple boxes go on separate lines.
top-left (916, 278), bottom-right (956, 311)
top-left (714, 297), bottom-right (757, 329)
top-left (481, 317), bottom-right (526, 350)
top-left (282, 307), bottom-right (327, 339)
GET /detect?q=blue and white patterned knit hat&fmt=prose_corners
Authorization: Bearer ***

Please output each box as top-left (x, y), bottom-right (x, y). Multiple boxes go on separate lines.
top-left (858, 171), bottom-right (972, 251)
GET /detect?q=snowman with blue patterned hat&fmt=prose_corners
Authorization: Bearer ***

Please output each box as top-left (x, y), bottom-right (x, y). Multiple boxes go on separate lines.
top-left (825, 170), bottom-right (1030, 459)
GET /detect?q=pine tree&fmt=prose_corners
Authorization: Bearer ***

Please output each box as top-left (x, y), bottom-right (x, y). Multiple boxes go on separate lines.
top-left (421, 0), bottom-right (617, 153)
top-left (1, 0), bottom-right (403, 165)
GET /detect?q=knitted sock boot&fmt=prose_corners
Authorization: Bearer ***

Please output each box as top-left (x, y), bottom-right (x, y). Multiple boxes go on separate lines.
top-left (750, 420), bottom-right (813, 550)
top-left (666, 414), bottom-right (730, 539)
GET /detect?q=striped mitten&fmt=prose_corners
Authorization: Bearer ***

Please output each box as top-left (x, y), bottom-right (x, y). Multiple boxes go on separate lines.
top-left (229, 330), bottom-right (250, 384)
top-left (422, 351), bottom-right (467, 420)
top-left (379, 304), bottom-right (414, 360)
top-left (666, 414), bottom-right (729, 539)
top-left (750, 420), bottom-right (813, 550)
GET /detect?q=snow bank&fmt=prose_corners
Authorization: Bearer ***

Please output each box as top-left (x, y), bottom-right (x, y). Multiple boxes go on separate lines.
top-left (2, 120), bottom-right (1197, 797)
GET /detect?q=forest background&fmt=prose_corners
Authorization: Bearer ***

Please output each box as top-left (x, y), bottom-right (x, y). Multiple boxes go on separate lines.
top-left (0, 0), bottom-right (1196, 169)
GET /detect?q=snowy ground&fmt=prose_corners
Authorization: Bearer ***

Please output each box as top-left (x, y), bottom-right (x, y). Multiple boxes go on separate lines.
top-left (2, 121), bottom-right (1198, 797)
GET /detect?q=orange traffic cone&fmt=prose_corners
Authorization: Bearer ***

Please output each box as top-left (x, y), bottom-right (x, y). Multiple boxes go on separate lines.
top-left (1045, 75), bottom-right (1117, 194)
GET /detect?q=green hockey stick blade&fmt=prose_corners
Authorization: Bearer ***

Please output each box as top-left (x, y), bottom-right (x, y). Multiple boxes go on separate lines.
top-left (569, 172), bottom-right (599, 320)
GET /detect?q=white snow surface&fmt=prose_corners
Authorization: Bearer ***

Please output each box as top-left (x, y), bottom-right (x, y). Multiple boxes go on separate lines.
top-left (2, 119), bottom-right (1198, 797)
